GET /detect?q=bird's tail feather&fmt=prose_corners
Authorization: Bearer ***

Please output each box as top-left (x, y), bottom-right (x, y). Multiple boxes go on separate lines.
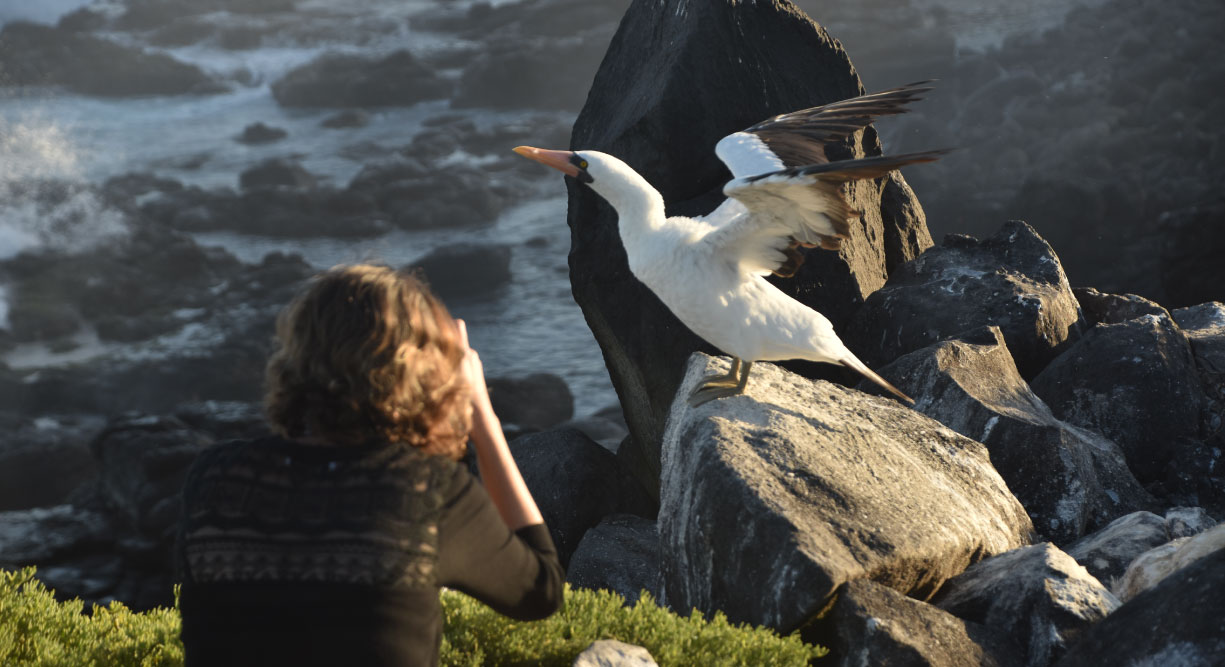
top-left (840, 356), bottom-right (914, 405)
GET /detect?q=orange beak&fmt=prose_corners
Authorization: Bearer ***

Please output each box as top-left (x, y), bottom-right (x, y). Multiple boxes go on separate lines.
top-left (513, 145), bottom-right (581, 178)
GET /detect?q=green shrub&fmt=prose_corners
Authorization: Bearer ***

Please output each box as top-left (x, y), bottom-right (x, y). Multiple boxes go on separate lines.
top-left (0, 568), bottom-right (183, 667)
top-left (440, 587), bottom-right (825, 666)
top-left (2, 567), bottom-right (824, 666)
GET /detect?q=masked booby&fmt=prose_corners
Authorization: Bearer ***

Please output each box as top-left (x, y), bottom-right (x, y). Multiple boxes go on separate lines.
top-left (516, 81), bottom-right (946, 406)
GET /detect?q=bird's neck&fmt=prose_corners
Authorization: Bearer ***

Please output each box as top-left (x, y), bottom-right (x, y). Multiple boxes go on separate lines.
top-left (599, 176), bottom-right (667, 246)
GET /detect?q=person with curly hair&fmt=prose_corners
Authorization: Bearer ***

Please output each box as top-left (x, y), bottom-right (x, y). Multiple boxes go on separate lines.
top-left (175, 264), bottom-right (564, 666)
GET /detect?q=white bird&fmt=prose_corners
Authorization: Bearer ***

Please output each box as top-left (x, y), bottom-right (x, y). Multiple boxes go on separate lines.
top-left (515, 82), bottom-right (946, 406)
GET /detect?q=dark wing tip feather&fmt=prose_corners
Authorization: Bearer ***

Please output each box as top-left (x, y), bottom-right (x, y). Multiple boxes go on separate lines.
top-left (745, 149), bottom-right (952, 184)
top-left (741, 82), bottom-right (938, 164)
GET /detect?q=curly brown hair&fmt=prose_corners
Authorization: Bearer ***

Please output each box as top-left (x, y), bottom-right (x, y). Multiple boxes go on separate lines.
top-left (264, 264), bottom-right (471, 459)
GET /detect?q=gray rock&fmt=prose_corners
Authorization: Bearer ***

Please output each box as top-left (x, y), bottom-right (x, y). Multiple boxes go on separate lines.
top-left (870, 326), bottom-right (1154, 544)
top-left (659, 353), bottom-right (1032, 632)
top-left (0, 22), bottom-right (226, 97)
top-left (1113, 522), bottom-right (1225, 602)
top-left (572, 639), bottom-right (657, 667)
top-left (845, 221), bottom-right (1085, 380)
top-left (0, 504), bottom-right (114, 566)
top-left (827, 579), bottom-right (1022, 667)
top-left (1173, 302), bottom-right (1225, 435)
top-left (1064, 511), bottom-right (1171, 587)
top-left (1052, 546), bottom-right (1225, 667)
top-left (1030, 311), bottom-right (1207, 486)
top-left (0, 441), bottom-right (97, 512)
top-left (238, 159), bottom-right (317, 191)
top-left (348, 158), bottom-right (510, 230)
top-left (1073, 287), bottom-right (1170, 326)
top-left (1160, 198), bottom-right (1225, 308)
top-left (509, 429), bottom-right (621, 567)
top-left (235, 122), bottom-right (287, 145)
top-left (934, 543), bottom-right (1120, 667)
top-left (1164, 506), bottom-right (1217, 539)
top-left (567, 514), bottom-right (659, 606)
top-left (407, 243), bottom-right (512, 302)
top-left (271, 50), bottom-right (449, 108)
top-left (567, 0), bottom-right (934, 499)
top-left (320, 109), bottom-right (370, 129)
top-left (487, 372), bottom-right (574, 432)
top-left (89, 414), bottom-right (214, 537)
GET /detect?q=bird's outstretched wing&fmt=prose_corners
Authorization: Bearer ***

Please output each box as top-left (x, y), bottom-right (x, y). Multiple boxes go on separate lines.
top-left (696, 81), bottom-right (941, 277)
top-left (701, 151), bottom-right (949, 277)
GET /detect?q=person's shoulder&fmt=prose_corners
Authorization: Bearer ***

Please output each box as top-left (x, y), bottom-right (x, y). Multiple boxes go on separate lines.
top-left (386, 443), bottom-right (475, 505)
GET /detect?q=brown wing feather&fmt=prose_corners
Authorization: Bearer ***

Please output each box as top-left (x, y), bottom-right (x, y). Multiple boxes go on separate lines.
top-left (745, 81), bottom-right (934, 167)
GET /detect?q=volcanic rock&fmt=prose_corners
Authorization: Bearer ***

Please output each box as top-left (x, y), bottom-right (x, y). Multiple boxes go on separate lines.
top-left (1160, 198), bottom-right (1225, 308)
top-left (567, 514), bottom-right (659, 605)
top-left (1030, 311), bottom-right (1206, 486)
top-left (508, 428), bottom-right (622, 567)
top-left (659, 353), bottom-right (1032, 632)
top-left (1113, 522), bottom-right (1225, 602)
top-left (89, 413), bottom-right (214, 537)
top-left (1073, 287), bottom-right (1169, 326)
top-left (321, 109), bottom-right (370, 129)
top-left (825, 579), bottom-right (1022, 667)
top-left (869, 326), bottom-right (1154, 544)
top-left (933, 543), bottom-right (1120, 667)
top-left (271, 50), bottom-right (450, 108)
top-left (1052, 546), bottom-right (1225, 666)
top-left (0, 505), bottom-right (115, 566)
top-left (238, 159), bottom-right (317, 190)
top-left (845, 221), bottom-right (1085, 380)
top-left (568, 0), bottom-right (935, 496)
top-left (0, 22), bottom-right (225, 96)
top-left (407, 243), bottom-right (512, 302)
top-left (348, 158), bottom-right (511, 230)
top-left (1064, 511), bottom-right (1174, 587)
top-left (235, 122), bottom-right (288, 145)
top-left (573, 640), bottom-right (657, 667)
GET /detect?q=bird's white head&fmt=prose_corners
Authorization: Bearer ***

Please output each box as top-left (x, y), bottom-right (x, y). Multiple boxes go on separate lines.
top-left (513, 146), bottom-right (661, 216)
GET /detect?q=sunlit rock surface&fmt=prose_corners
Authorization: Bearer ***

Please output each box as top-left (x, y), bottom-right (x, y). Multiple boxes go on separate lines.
top-left (659, 353), bottom-right (1032, 632)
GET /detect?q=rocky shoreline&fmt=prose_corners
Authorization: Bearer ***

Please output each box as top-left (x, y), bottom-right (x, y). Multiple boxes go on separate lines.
top-left (3, 0), bottom-right (1224, 664)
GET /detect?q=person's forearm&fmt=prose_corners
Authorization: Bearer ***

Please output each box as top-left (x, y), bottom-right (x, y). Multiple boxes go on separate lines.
top-left (471, 403), bottom-right (544, 530)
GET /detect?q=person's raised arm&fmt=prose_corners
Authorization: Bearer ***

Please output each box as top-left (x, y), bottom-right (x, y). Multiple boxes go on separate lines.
top-left (456, 319), bottom-right (543, 530)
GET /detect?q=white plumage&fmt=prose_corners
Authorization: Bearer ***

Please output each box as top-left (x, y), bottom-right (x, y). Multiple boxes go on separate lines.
top-left (516, 82), bottom-right (947, 405)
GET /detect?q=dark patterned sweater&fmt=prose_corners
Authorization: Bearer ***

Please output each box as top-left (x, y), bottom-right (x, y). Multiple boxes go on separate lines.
top-left (175, 436), bottom-right (564, 667)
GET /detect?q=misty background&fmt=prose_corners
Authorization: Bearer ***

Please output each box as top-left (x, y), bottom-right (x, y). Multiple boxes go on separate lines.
top-left (0, 0), bottom-right (1221, 436)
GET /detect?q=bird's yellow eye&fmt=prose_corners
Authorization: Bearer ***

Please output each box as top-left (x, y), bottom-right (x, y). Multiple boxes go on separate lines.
top-left (580, 160), bottom-right (589, 169)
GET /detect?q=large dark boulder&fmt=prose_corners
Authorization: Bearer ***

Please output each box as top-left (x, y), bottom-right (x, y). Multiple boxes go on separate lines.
top-left (566, 514), bottom-right (659, 605)
top-left (845, 221), bottom-right (1086, 380)
top-left (238, 159), bottom-right (317, 191)
top-left (348, 159), bottom-right (512, 230)
top-left (1053, 545), bottom-right (1225, 666)
top-left (567, 0), bottom-right (935, 496)
top-left (824, 579), bottom-right (1022, 667)
top-left (89, 414), bottom-right (213, 538)
top-left (1065, 508), bottom-right (1218, 587)
top-left (407, 243), bottom-right (512, 302)
top-left (870, 326), bottom-right (1154, 544)
top-left (1030, 312), bottom-right (1207, 487)
top-left (659, 354), bottom-right (1033, 632)
top-left (507, 429), bottom-right (622, 567)
top-left (486, 372), bottom-right (574, 433)
top-left (1073, 287), bottom-right (1169, 327)
top-left (271, 50), bottom-right (450, 108)
top-left (0, 22), bottom-right (225, 96)
top-left (933, 543), bottom-right (1120, 667)
top-left (1160, 199), bottom-right (1225, 308)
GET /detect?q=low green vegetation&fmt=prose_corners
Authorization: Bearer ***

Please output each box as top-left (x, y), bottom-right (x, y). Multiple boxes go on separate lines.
top-left (2, 567), bottom-right (824, 666)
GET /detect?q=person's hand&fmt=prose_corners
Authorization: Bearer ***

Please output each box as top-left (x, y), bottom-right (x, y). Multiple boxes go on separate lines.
top-left (456, 319), bottom-right (494, 417)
